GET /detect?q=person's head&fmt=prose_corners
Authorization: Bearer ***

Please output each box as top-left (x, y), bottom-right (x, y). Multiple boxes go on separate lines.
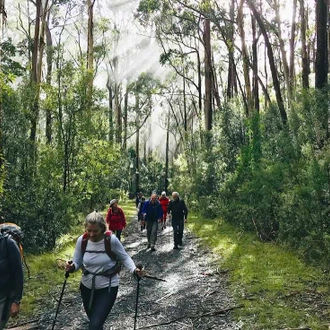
top-left (85, 211), bottom-right (106, 241)
top-left (150, 193), bottom-right (157, 204)
top-left (172, 192), bottom-right (179, 201)
top-left (109, 199), bottom-right (118, 209)
top-left (161, 191), bottom-right (166, 197)
top-left (142, 196), bottom-right (146, 201)
top-left (138, 192), bottom-right (142, 197)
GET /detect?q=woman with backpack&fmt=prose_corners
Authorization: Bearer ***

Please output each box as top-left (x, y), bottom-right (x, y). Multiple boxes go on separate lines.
top-left (105, 199), bottom-right (126, 241)
top-left (0, 224), bottom-right (24, 330)
top-left (65, 211), bottom-right (142, 330)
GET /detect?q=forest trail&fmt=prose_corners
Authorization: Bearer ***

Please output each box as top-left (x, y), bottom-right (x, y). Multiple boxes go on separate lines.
top-left (21, 214), bottom-right (241, 330)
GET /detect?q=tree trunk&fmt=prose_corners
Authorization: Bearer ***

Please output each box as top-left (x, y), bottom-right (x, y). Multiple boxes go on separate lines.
top-left (227, 0), bottom-right (236, 99)
top-left (106, 75), bottom-right (114, 144)
top-left (274, 0), bottom-right (291, 102)
top-left (289, 0), bottom-right (297, 93)
top-left (315, 0), bottom-right (328, 89)
top-left (135, 94), bottom-right (140, 193)
top-left (30, 0), bottom-right (41, 143)
top-left (87, 0), bottom-right (95, 108)
top-left (251, 14), bottom-right (259, 112)
top-left (299, 0), bottom-right (310, 88)
top-left (164, 111), bottom-right (170, 195)
top-left (203, 15), bottom-right (212, 131)
top-left (238, 0), bottom-right (252, 116)
top-left (123, 89), bottom-right (128, 150)
top-left (45, 18), bottom-right (53, 143)
top-left (246, 0), bottom-right (287, 125)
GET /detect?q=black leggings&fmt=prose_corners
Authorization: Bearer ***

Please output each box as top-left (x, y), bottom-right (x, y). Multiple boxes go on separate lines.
top-left (80, 283), bottom-right (118, 330)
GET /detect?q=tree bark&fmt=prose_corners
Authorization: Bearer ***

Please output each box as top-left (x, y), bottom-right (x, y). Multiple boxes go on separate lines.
top-left (245, 0), bottom-right (287, 125)
top-left (238, 0), bottom-right (252, 116)
top-left (87, 0), bottom-right (95, 108)
top-left (315, 0), bottom-right (328, 89)
top-left (251, 14), bottom-right (259, 112)
top-left (299, 0), bottom-right (310, 88)
top-left (226, 0), bottom-right (236, 99)
top-left (30, 0), bottom-right (41, 143)
top-left (203, 15), bottom-right (212, 131)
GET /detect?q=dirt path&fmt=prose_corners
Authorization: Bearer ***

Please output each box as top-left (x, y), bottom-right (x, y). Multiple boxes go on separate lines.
top-left (41, 215), bottom-right (240, 330)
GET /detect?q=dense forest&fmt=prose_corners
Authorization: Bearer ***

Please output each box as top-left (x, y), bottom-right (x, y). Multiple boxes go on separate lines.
top-left (0, 0), bottom-right (329, 263)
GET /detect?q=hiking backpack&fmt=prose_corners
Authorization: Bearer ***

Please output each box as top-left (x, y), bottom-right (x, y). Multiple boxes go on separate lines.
top-left (81, 230), bottom-right (116, 260)
top-left (0, 222), bottom-right (30, 277)
top-left (81, 230), bottom-right (121, 273)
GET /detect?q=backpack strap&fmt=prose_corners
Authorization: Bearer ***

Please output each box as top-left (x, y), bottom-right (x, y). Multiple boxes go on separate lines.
top-left (81, 231), bottom-right (117, 261)
top-left (104, 231), bottom-right (117, 261)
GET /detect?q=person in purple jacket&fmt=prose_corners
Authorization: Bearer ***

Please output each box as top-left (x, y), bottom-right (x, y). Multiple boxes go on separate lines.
top-left (0, 229), bottom-right (23, 330)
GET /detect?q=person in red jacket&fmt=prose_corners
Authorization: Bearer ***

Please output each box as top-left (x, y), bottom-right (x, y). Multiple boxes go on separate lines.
top-left (105, 199), bottom-right (126, 241)
top-left (158, 191), bottom-right (170, 230)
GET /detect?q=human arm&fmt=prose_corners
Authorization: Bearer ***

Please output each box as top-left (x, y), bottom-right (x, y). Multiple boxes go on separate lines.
top-left (111, 236), bottom-right (140, 275)
top-left (120, 208), bottom-right (127, 228)
top-left (141, 200), bottom-right (148, 218)
top-left (105, 208), bottom-right (111, 227)
top-left (182, 200), bottom-right (188, 221)
top-left (65, 235), bottom-right (84, 272)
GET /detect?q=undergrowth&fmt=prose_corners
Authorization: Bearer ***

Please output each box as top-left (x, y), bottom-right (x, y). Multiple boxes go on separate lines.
top-left (187, 214), bottom-right (330, 330)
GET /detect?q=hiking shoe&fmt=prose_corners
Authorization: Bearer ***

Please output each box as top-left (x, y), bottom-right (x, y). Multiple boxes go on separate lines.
top-left (173, 245), bottom-right (179, 250)
top-left (147, 244), bottom-right (151, 249)
top-left (178, 240), bottom-right (183, 246)
top-left (150, 247), bottom-right (156, 252)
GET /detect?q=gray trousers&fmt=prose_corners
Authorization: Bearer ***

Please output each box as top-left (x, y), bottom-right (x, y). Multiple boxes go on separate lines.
top-left (0, 292), bottom-right (13, 330)
top-left (146, 221), bottom-right (158, 247)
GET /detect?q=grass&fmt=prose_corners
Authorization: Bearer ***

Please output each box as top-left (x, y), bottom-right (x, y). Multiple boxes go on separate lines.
top-left (187, 214), bottom-right (330, 329)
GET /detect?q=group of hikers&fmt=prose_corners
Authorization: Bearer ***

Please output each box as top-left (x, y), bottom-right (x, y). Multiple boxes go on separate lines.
top-left (0, 191), bottom-right (188, 330)
top-left (135, 191), bottom-right (188, 251)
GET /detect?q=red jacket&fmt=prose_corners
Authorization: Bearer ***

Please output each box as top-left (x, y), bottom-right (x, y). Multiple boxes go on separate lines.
top-left (106, 207), bottom-right (126, 231)
top-left (159, 196), bottom-right (170, 215)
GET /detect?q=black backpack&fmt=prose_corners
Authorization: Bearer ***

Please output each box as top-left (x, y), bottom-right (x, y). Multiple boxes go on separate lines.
top-left (0, 223), bottom-right (29, 278)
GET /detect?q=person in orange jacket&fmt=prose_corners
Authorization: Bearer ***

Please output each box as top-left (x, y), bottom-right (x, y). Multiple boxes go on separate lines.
top-left (105, 199), bottom-right (126, 241)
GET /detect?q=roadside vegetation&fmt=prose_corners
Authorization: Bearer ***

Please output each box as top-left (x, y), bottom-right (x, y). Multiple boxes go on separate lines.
top-left (9, 200), bottom-right (329, 330)
top-left (188, 215), bottom-right (330, 330)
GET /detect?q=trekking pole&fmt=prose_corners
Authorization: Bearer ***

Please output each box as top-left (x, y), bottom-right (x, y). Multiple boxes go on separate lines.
top-left (51, 261), bottom-right (72, 330)
top-left (134, 263), bottom-right (143, 330)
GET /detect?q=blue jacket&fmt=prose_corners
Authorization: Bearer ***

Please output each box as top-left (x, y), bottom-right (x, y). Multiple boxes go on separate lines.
top-left (141, 200), bottom-right (163, 222)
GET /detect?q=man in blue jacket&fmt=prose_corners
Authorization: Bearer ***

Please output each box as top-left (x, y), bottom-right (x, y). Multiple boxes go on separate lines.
top-left (141, 193), bottom-right (163, 251)
top-left (0, 229), bottom-right (23, 330)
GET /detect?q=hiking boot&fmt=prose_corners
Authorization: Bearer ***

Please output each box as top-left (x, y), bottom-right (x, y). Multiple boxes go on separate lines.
top-left (150, 246), bottom-right (156, 252)
top-left (173, 245), bottom-right (179, 250)
top-left (178, 240), bottom-right (182, 246)
top-left (147, 244), bottom-right (151, 249)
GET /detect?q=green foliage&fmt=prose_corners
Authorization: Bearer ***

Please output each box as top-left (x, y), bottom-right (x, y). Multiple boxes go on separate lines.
top-left (187, 215), bottom-right (329, 330)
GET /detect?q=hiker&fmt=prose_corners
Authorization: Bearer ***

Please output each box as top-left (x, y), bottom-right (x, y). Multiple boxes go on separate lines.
top-left (65, 211), bottom-right (143, 330)
top-left (168, 192), bottom-right (188, 249)
top-left (0, 224), bottom-right (24, 330)
top-left (141, 193), bottom-right (163, 251)
top-left (135, 192), bottom-right (143, 208)
top-left (137, 196), bottom-right (146, 231)
top-left (158, 191), bottom-right (170, 230)
top-left (105, 199), bottom-right (126, 241)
